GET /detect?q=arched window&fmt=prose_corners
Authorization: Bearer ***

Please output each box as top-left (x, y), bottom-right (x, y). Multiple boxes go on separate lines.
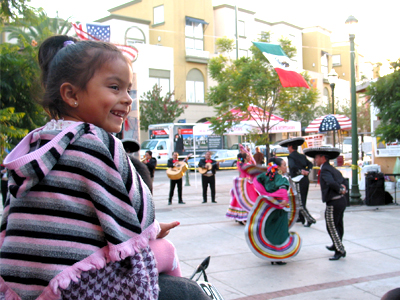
top-left (125, 26), bottom-right (146, 45)
top-left (186, 69), bottom-right (204, 103)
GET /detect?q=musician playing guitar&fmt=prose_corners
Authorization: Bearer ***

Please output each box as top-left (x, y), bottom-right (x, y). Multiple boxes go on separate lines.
top-left (198, 151), bottom-right (219, 203)
top-left (167, 152), bottom-right (190, 205)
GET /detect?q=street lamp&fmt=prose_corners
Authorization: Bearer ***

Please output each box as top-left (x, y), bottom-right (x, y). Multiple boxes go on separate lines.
top-left (327, 69), bottom-right (338, 147)
top-left (345, 15), bottom-right (361, 204)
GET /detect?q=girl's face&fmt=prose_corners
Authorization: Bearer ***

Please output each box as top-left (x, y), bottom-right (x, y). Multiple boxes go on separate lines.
top-left (68, 57), bottom-right (133, 133)
top-left (277, 160), bottom-right (287, 174)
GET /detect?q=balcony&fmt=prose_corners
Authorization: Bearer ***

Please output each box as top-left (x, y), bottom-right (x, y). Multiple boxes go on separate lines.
top-left (185, 48), bottom-right (210, 64)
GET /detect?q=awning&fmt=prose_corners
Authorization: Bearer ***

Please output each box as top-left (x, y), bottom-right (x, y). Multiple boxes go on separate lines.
top-left (185, 16), bottom-right (209, 25)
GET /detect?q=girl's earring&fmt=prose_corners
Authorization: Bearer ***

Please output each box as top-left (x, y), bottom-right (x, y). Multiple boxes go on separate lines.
top-left (74, 102), bottom-right (78, 107)
top-left (278, 170), bottom-right (283, 175)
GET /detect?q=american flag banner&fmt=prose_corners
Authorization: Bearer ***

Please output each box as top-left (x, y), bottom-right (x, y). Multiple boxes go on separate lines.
top-left (87, 23), bottom-right (110, 42)
top-left (72, 23), bottom-right (138, 62)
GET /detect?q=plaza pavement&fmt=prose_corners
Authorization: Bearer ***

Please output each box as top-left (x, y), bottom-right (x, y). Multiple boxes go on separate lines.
top-left (1, 169), bottom-right (400, 299)
top-left (152, 170), bottom-right (400, 300)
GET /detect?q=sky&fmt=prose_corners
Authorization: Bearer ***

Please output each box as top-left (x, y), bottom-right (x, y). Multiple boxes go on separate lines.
top-left (28, 0), bottom-right (400, 64)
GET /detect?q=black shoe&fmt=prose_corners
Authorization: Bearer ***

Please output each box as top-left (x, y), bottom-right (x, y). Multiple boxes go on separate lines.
top-left (202, 201), bottom-right (207, 203)
top-left (212, 200), bottom-right (217, 203)
top-left (168, 201), bottom-right (172, 205)
top-left (326, 245), bottom-right (336, 251)
top-left (178, 201), bottom-right (186, 204)
top-left (271, 261), bottom-right (287, 265)
top-left (304, 222), bottom-right (312, 227)
top-left (329, 251), bottom-right (346, 261)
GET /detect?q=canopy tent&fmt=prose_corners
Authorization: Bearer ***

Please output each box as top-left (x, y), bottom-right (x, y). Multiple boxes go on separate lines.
top-left (200, 105), bottom-right (301, 135)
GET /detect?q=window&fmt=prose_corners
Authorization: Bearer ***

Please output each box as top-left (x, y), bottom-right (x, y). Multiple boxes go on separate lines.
top-left (153, 5), bottom-right (164, 25)
top-left (238, 20), bottom-right (245, 37)
top-left (185, 17), bottom-right (207, 50)
top-left (332, 54), bottom-right (341, 66)
top-left (321, 52), bottom-right (328, 78)
top-left (125, 26), bottom-right (145, 45)
top-left (186, 69), bottom-right (204, 103)
top-left (148, 69), bottom-right (170, 98)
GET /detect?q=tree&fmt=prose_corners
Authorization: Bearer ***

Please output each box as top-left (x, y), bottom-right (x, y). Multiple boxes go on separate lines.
top-left (139, 85), bottom-right (187, 130)
top-left (3, 10), bottom-right (72, 47)
top-left (365, 58), bottom-right (400, 142)
top-left (0, 107), bottom-right (28, 161)
top-left (0, 42), bottom-right (47, 133)
top-left (207, 35), bottom-right (319, 155)
top-left (0, 0), bottom-right (35, 25)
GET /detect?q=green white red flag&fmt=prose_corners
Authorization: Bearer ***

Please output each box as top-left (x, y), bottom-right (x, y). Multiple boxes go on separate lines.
top-left (252, 41), bottom-right (309, 89)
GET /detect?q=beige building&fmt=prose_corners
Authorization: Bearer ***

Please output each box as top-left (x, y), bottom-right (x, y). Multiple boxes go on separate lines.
top-left (108, 0), bottom-right (217, 124)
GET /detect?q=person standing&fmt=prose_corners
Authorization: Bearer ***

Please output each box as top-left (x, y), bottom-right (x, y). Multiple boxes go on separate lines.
top-left (143, 150), bottom-right (157, 182)
top-left (304, 147), bottom-right (348, 261)
top-left (253, 146), bottom-right (265, 166)
top-left (174, 128), bottom-right (184, 155)
top-left (167, 152), bottom-right (188, 205)
top-left (279, 137), bottom-right (316, 227)
top-left (198, 151), bottom-right (219, 203)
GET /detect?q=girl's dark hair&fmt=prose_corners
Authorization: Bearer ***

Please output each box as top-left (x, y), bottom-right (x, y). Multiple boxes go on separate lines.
top-left (238, 153), bottom-right (247, 163)
top-left (268, 157), bottom-right (283, 167)
top-left (38, 35), bottom-right (129, 119)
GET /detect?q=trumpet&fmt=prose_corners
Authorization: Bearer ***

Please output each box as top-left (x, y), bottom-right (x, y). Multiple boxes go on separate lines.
top-left (140, 156), bottom-right (147, 162)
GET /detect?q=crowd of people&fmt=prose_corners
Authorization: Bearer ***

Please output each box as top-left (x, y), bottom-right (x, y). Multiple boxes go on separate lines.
top-left (2, 34), bottom-right (393, 300)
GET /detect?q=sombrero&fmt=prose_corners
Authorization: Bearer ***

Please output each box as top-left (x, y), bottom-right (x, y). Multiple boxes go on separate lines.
top-left (278, 137), bottom-right (305, 148)
top-left (121, 138), bottom-right (140, 153)
top-left (303, 147), bottom-right (341, 160)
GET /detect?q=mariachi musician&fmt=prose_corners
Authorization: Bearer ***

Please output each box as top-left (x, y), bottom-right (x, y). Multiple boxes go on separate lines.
top-left (198, 151), bottom-right (219, 203)
top-left (167, 152), bottom-right (189, 205)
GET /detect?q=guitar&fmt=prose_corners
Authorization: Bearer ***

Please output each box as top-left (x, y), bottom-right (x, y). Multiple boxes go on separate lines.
top-left (166, 154), bottom-right (193, 180)
top-left (198, 159), bottom-right (224, 175)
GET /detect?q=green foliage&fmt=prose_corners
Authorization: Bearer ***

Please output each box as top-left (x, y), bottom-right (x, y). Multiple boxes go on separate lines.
top-left (139, 85), bottom-right (186, 130)
top-left (0, 42), bottom-right (47, 133)
top-left (207, 36), bottom-right (319, 151)
top-left (0, 0), bottom-right (35, 25)
top-left (215, 37), bottom-right (234, 53)
top-left (3, 10), bottom-right (72, 47)
top-left (365, 58), bottom-right (400, 142)
top-left (0, 107), bottom-right (28, 160)
top-left (278, 37), bottom-right (296, 59)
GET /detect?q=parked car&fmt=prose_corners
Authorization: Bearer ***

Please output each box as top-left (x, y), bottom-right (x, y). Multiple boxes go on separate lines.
top-left (187, 149), bottom-right (239, 169)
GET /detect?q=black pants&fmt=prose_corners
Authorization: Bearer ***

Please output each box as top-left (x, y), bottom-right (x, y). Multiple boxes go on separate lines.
top-left (202, 175), bottom-right (215, 202)
top-left (169, 179), bottom-right (182, 203)
top-left (325, 196), bottom-right (346, 254)
top-left (1, 179), bottom-right (8, 207)
top-left (297, 176), bottom-right (310, 223)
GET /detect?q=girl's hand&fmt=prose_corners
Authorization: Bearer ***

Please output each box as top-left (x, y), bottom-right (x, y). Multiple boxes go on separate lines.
top-left (157, 221), bottom-right (180, 239)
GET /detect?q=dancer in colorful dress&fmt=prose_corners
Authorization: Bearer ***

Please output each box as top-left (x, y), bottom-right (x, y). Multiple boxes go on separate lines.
top-left (226, 146), bottom-right (256, 223)
top-left (244, 157), bottom-right (301, 264)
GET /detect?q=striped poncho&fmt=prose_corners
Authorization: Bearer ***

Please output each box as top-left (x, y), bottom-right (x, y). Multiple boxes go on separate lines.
top-left (0, 122), bottom-right (159, 300)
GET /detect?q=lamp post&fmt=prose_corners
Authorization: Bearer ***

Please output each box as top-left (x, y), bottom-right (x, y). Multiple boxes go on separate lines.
top-left (327, 69), bottom-right (338, 147)
top-left (346, 15), bottom-right (361, 204)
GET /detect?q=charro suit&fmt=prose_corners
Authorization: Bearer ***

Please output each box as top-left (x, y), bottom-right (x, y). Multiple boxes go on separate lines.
top-left (319, 162), bottom-right (349, 254)
top-left (198, 158), bottom-right (219, 203)
top-left (288, 150), bottom-right (313, 224)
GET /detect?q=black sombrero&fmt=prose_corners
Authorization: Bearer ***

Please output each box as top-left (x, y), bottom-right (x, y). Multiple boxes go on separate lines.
top-left (121, 138), bottom-right (140, 153)
top-left (278, 137), bottom-right (305, 148)
top-left (303, 147), bottom-right (341, 159)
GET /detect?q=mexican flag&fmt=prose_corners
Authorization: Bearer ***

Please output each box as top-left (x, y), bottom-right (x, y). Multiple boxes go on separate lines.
top-left (252, 42), bottom-right (309, 89)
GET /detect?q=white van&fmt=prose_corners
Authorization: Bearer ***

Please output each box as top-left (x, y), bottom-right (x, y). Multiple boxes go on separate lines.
top-left (140, 139), bottom-right (171, 165)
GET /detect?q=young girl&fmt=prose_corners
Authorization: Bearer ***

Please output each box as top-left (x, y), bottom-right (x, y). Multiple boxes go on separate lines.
top-left (0, 35), bottom-right (180, 300)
